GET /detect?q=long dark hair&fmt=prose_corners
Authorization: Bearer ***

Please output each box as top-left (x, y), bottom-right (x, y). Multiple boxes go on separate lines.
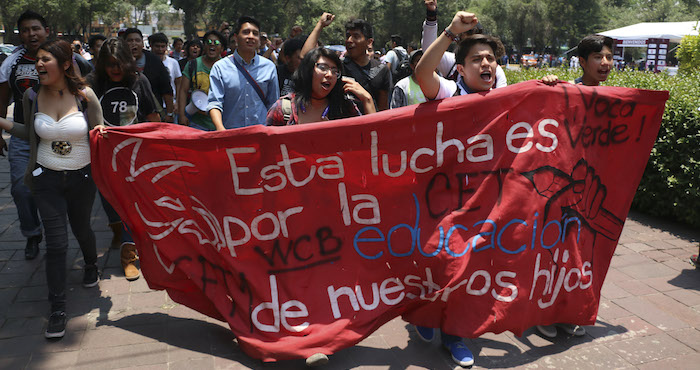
top-left (292, 47), bottom-right (354, 120)
top-left (184, 39), bottom-right (203, 59)
top-left (94, 38), bottom-right (137, 89)
top-left (38, 40), bottom-right (86, 99)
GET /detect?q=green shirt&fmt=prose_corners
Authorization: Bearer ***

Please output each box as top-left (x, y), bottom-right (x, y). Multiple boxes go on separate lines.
top-left (183, 56), bottom-right (215, 130)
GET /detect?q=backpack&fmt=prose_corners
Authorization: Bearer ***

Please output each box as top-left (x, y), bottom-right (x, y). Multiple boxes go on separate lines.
top-left (393, 48), bottom-right (412, 82)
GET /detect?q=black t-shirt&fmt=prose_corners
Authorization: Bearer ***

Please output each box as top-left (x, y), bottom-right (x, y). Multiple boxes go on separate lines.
top-left (277, 63), bottom-right (295, 96)
top-left (178, 57), bottom-right (190, 72)
top-left (86, 72), bottom-right (158, 126)
top-left (140, 50), bottom-right (173, 106)
top-left (342, 57), bottom-right (391, 111)
top-left (8, 53), bottom-right (38, 124)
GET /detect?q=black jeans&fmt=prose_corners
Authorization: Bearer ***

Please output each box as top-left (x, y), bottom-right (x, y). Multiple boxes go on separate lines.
top-left (33, 164), bottom-right (97, 312)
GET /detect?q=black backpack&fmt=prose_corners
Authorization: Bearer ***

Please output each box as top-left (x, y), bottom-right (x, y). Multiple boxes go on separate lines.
top-left (393, 48), bottom-right (412, 82)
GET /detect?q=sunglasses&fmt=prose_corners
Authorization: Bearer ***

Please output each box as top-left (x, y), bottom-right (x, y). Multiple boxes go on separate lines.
top-left (315, 63), bottom-right (341, 78)
top-left (206, 39), bottom-right (222, 45)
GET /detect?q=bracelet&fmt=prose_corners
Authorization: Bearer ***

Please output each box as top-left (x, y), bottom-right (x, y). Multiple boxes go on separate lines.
top-left (426, 8), bottom-right (437, 21)
top-left (443, 28), bottom-right (460, 43)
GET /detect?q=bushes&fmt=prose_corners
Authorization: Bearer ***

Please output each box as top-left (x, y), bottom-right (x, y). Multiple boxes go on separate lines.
top-left (678, 32), bottom-right (700, 72)
top-left (503, 67), bottom-right (700, 227)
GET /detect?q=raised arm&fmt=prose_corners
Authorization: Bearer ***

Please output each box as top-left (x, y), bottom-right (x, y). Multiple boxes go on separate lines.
top-left (415, 11), bottom-right (477, 100)
top-left (421, 0), bottom-right (439, 50)
top-left (301, 12), bottom-right (335, 57)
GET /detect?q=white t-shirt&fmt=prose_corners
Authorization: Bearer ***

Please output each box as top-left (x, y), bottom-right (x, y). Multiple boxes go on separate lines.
top-left (162, 56), bottom-right (182, 103)
top-left (435, 77), bottom-right (459, 100)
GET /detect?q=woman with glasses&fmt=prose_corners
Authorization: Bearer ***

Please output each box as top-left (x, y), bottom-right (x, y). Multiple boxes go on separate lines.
top-left (0, 39), bottom-right (103, 339)
top-left (266, 47), bottom-right (375, 126)
top-left (85, 37), bottom-right (159, 282)
top-left (178, 30), bottom-right (225, 131)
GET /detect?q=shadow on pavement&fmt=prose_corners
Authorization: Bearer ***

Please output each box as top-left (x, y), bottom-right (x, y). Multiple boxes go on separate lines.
top-left (668, 267), bottom-right (700, 291)
top-left (627, 210), bottom-right (700, 243)
top-left (97, 312), bottom-right (630, 369)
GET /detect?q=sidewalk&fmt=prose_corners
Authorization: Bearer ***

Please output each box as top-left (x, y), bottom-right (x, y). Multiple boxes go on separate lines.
top-left (1, 144), bottom-right (699, 369)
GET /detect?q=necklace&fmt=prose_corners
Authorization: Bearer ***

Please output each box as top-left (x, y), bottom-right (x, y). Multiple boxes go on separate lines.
top-left (45, 86), bottom-right (64, 96)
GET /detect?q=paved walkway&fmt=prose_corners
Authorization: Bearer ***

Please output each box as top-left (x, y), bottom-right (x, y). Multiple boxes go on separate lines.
top-left (1, 138), bottom-right (699, 369)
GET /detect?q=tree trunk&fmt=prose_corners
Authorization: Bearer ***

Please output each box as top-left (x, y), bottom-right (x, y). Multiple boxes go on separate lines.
top-left (183, 8), bottom-right (197, 40)
top-left (2, 21), bottom-right (13, 44)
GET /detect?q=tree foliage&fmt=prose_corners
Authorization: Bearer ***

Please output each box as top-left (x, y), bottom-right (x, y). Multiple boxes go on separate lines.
top-left (677, 25), bottom-right (700, 71)
top-left (2, 0), bottom-right (700, 54)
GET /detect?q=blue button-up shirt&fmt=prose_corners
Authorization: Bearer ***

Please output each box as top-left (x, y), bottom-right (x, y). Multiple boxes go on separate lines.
top-left (206, 51), bottom-right (279, 129)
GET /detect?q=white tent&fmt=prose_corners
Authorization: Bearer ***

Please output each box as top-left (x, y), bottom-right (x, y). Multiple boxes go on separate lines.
top-left (598, 21), bottom-right (699, 43)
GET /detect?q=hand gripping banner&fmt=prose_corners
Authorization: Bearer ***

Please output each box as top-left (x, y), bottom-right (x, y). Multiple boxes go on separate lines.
top-left (90, 80), bottom-right (668, 361)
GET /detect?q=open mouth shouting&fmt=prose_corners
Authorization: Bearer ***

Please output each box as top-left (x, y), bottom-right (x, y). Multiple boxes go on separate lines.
top-left (480, 70), bottom-right (493, 82)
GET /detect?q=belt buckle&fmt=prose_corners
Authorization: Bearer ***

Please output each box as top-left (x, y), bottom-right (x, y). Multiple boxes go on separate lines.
top-left (51, 141), bottom-right (72, 155)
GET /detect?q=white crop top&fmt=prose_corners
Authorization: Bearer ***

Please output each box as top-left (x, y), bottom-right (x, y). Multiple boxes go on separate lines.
top-left (35, 111), bottom-right (91, 171)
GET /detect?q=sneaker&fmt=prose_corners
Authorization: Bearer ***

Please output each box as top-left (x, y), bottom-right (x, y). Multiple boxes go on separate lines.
top-left (443, 340), bottom-right (474, 367)
top-left (305, 353), bottom-right (328, 367)
top-left (25, 234), bottom-right (42, 260)
top-left (414, 325), bottom-right (435, 342)
top-left (536, 324), bottom-right (558, 338)
top-left (557, 323), bottom-right (586, 336)
top-left (83, 264), bottom-right (99, 288)
top-left (45, 311), bottom-right (66, 339)
top-left (690, 255), bottom-right (699, 268)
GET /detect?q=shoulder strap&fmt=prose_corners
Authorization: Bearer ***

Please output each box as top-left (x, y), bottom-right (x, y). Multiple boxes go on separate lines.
top-left (281, 96), bottom-right (292, 124)
top-left (187, 59), bottom-right (197, 94)
top-left (232, 56), bottom-right (266, 103)
top-left (9, 46), bottom-right (27, 78)
top-left (28, 84), bottom-right (40, 113)
top-left (74, 88), bottom-right (90, 122)
top-left (343, 59), bottom-right (371, 87)
top-left (397, 48), bottom-right (408, 61)
top-left (78, 88), bottom-right (88, 111)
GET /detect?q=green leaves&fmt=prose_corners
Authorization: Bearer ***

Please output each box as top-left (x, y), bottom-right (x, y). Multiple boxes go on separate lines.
top-left (678, 28), bottom-right (700, 72)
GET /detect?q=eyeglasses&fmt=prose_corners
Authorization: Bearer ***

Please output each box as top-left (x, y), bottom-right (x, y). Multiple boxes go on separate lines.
top-left (315, 63), bottom-right (340, 78)
top-left (206, 39), bottom-right (221, 45)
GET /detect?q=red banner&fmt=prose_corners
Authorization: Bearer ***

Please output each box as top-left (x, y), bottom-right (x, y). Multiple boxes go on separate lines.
top-left (91, 80), bottom-right (668, 362)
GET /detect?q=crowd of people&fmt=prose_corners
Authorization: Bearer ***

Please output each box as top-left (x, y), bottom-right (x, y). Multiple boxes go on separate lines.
top-left (0, 0), bottom-right (620, 366)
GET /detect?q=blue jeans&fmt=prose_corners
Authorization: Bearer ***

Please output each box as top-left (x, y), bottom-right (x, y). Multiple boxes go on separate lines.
top-left (8, 136), bottom-right (41, 238)
top-left (33, 165), bottom-right (97, 312)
